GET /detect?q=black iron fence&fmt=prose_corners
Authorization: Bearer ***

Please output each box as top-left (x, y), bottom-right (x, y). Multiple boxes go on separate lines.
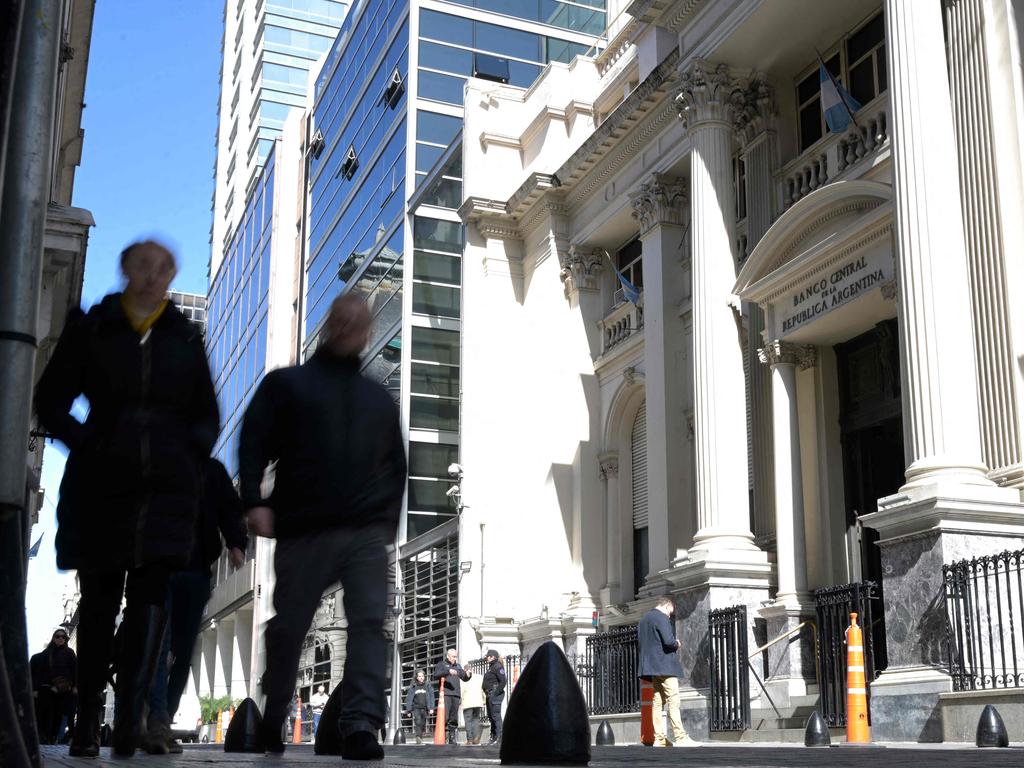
top-left (943, 549), bottom-right (1024, 691)
top-left (814, 581), bottom-right (883, 727)
top-left (578, 625), bottom-right (640, 715)
top-left (709, 605), bottom-right (750, 732)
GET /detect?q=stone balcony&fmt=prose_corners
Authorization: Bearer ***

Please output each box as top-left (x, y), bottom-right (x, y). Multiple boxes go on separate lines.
top-left (598, 294), bottom-right (645, 357)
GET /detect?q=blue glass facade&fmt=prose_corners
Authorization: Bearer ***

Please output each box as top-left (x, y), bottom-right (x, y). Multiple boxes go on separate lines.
top-left (208, 149), bottom-right (276, 479)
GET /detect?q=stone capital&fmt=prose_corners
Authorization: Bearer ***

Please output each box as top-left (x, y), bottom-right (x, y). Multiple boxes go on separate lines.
top-left (675, 59), bottom-right (747, 130)
top-left (629, 173), bottom-right (687, 234)
top-left (733, 76), bottom-right (778, 147)
top-left (599, 452), bottom-right (619, 481)
top-left (558, 244), bottom-right (604, 298)
top-left (757, 341), bottom-right (816, 370)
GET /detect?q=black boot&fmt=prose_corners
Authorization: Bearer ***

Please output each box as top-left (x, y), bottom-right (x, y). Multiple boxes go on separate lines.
top-left (69, 692), bottom-right (103, 758)
top-left (110, 605), bottom-right (167, 758)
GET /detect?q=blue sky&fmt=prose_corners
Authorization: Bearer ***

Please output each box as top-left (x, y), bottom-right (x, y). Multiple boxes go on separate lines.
top-left (27, 0), bottom-right (223, 646)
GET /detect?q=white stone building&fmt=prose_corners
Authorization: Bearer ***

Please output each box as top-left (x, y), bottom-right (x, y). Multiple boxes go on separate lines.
top-left (454, 0), bottom-right (1024, 743)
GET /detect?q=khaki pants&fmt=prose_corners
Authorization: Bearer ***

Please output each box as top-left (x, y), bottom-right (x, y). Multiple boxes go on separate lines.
top-left (650, 676), bottom-right (688, 745)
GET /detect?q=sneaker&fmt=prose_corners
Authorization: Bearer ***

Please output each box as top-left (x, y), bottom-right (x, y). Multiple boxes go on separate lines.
top-left (415, 736), bottom-right (423, 745)
top-left (672, 736), bottom-right (699, 747)
top-left (340, 731), bottom-right (384, 761)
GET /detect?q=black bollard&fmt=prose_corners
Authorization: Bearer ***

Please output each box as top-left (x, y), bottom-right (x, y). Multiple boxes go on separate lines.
top-left (224, 697), bottom-right (266, 753)
top-left (500, 641), bottom-right (590, 765)
top-left (976, 704), bottom-right (1009, 748)
top-left (595, 719), bottom-right (614, 746)
top-left (803, 710), bottom-right (830, 747)
top-left (313, 685), bottom-right (346, 755)
top-left (393, 727), bottom-right (406, 744)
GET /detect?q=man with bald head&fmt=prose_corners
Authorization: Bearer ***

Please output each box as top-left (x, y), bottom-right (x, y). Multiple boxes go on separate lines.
top-left (240, 292), bottom-right (406, 760)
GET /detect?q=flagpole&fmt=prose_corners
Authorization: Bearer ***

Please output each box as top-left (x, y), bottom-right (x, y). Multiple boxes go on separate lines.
top-left (815, 48), bottom-right (859, 129)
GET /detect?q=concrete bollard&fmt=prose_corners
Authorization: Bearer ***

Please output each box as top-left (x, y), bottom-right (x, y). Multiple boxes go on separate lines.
top-left (595, 719), bottom-right (615, 746)
top-left (393, 727), bottom-right (406, 744)
top-left (224, 697), bottom-right (265, 753)
top-left (976, 704), bottom-right (1009, 748)
top-left (803, 710), bottom-right (831, 747)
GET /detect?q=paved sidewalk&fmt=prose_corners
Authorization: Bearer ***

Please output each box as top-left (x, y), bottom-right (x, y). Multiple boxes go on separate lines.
top-left (41, 742), bottom-right (1024, 767)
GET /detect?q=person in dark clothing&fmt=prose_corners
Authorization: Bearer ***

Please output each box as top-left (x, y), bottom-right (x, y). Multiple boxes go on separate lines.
top-left (637, 596), bottom-right (693, 747)
top-left (35, 240), bottom-right (219, 758)
top-left (403, 670), bottom-right (435, 744)
top-left (30, 630), bottom-right (77, 744)
top-left (239, 293), bottom-right (406, 762)
top-left (432, 649), bottom-right (471, 744)
top-left (482, 650), bottom-right (507, 745)
top-left (142, 457), bottom-right (247, 754)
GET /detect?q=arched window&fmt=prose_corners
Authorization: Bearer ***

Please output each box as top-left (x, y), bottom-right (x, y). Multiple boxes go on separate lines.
top-left (631, 402), bottom-right (649, 595)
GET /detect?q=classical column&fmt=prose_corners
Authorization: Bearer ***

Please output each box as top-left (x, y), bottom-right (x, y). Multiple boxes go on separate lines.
top-left (560, 243), bottom-right (605, 356)
top-left (677, 61), bottom-right (757, 553)
top-left (757, 341), bottom-right (814, 604)
top-left (630, 174), bottom-right (689, 579)
top-left (599, 452), bottom-right (621, 605)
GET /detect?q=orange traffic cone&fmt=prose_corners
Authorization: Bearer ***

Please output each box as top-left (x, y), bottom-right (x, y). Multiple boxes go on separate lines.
top-left (639, 679), bottom-right (655, 746)
top-left (846, 612), bottom-right (870, 744)
top-left (434, 678), bottom-right (447, 745)
top-left (293, 696), bottom-right (303, 744)
top-left (215, 710), bottom-right (223, 743)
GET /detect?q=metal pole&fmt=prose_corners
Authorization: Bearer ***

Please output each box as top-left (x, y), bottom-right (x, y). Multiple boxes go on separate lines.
top-left (0, 1), bottom-right (64, 766)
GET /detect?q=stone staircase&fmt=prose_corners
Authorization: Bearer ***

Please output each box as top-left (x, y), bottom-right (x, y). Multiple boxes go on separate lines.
top-left (708, 695), bottom-right (847, 744)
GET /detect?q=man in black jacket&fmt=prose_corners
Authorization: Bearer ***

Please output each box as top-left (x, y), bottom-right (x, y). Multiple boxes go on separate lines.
top-left (482, 650), bottom-right (506, 745)
top-left (240, 294), bottom-right (406, 761)
top-left (432, 649), bottom-right (470, 744)
top-left (403, 670), bottom-right (434, 744)
top-left (638, 596), bottom-right (694, 746)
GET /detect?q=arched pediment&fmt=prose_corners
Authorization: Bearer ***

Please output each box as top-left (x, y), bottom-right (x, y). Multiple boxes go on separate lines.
top-left (734, 180), bottom-right (893, 298)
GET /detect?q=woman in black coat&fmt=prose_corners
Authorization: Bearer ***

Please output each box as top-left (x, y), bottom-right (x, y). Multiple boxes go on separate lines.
top-left (35, 240), bottom-right (219, 758)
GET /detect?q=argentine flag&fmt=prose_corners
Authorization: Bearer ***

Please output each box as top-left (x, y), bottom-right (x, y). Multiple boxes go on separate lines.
top-left (604, 252), bottom-right (641, 305)
top-left (819, 61), bottom-right (861, 133)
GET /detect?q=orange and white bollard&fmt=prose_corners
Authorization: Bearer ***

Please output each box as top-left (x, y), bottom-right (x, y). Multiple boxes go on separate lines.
top-left (215, 709), bottom-right (223, 743)
top-left (846, 612), bottom-right (871, 744)
top-left (433, 678), bottom-right (447, 745)
top-left (292, 696), bottom-right (303, 744)
top-left (639, 679), bottom-right (655, 746)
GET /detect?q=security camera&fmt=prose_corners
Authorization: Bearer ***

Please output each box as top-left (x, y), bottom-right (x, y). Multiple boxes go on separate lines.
top-left (447, 463), bottom-right (463, 477)
top-left (446, 484), bottom-right (461, 498)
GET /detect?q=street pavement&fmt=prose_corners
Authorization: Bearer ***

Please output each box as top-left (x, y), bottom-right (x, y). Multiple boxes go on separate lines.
top-left (40, 742), bottom-right (1024, 767)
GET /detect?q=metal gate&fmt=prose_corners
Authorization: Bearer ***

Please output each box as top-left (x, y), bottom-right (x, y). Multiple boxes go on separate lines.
top-left (709, 605), bottom-right (750, 731)
top-left (814, 581), bottom-right (882, 727)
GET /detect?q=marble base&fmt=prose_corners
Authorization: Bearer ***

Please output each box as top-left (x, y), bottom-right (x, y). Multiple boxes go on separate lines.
top-left (868, 666), bottom-right (950, 742)
top-left (756, 600), bottom-right (817, 708)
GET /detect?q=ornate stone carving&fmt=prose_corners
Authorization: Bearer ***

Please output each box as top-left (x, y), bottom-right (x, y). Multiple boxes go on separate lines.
top-left (559, 244), bottom-right (603, 297)
top-left (599, 453), bottom-right (619, 481)
top-left (623, 366), bottom-right (645, 386)
top-left (475, 215), bottom-right (521, 241)
top-left (757, 341), bottom-right (817, 370)
top-left (629, 174), bottom-right (687, 234)
top-left (733, 76), bottom-right (777, 146)
top-left (880, 279), bottom-right (899, 301)
top-left (675, 59), bottom-right (747, 130)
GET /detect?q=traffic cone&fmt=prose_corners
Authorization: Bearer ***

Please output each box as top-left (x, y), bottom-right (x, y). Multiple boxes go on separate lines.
top-left (976, 704), bottom-right (1009, 748)
top-left (434, 679), bottom-right (447, 745)
top-left (224, 697), bottom-right (265, 753)
top-left (845, 612), bottom-right (870, 744)
top-left (215, 710), bottom-right (223, 743)
top-left (292, 696), bottom-right (303, 744)
top-left (314, 686), bottom-right (345, 755)
top-left (639, 679), bottom-right (654, 746)
top-left (804, 710), bottom-right (830, 747)
top-left (595, 719), bottom-right (615, 745)
top-left (499, 640), bottom-right (590, 765)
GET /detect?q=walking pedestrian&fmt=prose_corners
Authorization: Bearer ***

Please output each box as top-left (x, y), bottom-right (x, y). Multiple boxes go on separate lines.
top-left (482, 650), bottom-right (506, 745)
top-left (403, 671), bottom-right (434, 744)
top-left (432, 649), bottom-right (470, 744)
top-left (239, 293), bottom-right (407, 761)
top-left (459, 667), bottom-right (484, 745)
top-left (311, 684), bottom-right (329, 735)
top-left (29, 629), bottom-right (77, 744)
top-left (637, 596), bottom-right (695, 747)
top-left (35, 240), bottom-right (219, 758)
top-left (141, 457), bottom-right (247, 754)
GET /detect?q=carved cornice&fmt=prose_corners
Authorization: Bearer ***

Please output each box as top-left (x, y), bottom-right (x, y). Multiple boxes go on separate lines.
top-left (757, 341), bottom-right (817, 370)
top-left (476, 216), bottom-right (521, 241)
top-left (560, 244), bottom-right (604, 297)
top-left (675, 60), bottom-right (747, 130)
top-left (630, 173), bottom-right (687, 234)
top-left (599, 452), bottom-right (619, 481)
top-left (459, 195), bottom-right (522, 241)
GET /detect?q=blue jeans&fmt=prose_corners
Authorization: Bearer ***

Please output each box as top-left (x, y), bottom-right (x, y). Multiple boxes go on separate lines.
top-left (148, 569), bottom-right (212, 724)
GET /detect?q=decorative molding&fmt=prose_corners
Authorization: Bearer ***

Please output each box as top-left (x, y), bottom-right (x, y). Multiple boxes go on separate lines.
top-left (758, 341), bottom-right (817, 370)
top-left (675, 59), bottom-right (746, 130)
top-left (623, 366), bottom-right (645, 387)
top-left (475, 216), bottom-right (521, 241)
top-left (630, 173), bottom-right (687, 234)
top-left (880, 279), bottom-right (898, 302)
top-left (766, 200), bottom-right (882, 275)
top-left (733, 76), bottom-right (777, 147)
top-left (599, 452), bottom-right (620, 481)
top-left (560, 244), bottom-right (604, 297)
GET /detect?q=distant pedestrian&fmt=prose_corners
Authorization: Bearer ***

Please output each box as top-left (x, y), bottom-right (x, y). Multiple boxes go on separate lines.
top-left (142, 457), bottom-right (247, 754)
top-left (311, 684), bottom-right (329, 735)
top-left (35, 240), bottom-right (219, 758)
top-left (403, 671), bottom-right (434, 744)
top-left (432, 649), bottom-right (471, 744)
top-left (482, 650), bottom-right (506, 745)
top-left (239, 293), bottom-right (406, 761)
top-left (638, 596), bottom-right (694, 747)
top-left (459, 667), bottom-right (484, 745)
top-left (30, 629), bottom-right (77, 744)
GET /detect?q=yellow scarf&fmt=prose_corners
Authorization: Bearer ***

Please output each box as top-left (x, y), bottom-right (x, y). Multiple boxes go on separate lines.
top-left (121, 295), bottom-right (169, 335)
